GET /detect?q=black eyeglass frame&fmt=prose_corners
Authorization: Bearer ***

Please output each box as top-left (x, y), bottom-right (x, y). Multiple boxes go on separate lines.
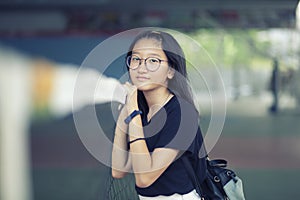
top-left (126, 56), bottom-right (169, 72)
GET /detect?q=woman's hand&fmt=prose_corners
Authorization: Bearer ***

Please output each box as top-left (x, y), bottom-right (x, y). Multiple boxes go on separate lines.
top-left (116, 105), bottom-right (129, 134)
top-left (115, 82), bottom-right (139, 134)
top-left (123, 82), bottom-right (139, 111)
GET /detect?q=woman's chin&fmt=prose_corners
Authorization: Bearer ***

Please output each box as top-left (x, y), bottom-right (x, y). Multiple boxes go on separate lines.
top-left (136, 84), bottom-right (154, 91)
top-left (137, 83), bottom-right (167, 92)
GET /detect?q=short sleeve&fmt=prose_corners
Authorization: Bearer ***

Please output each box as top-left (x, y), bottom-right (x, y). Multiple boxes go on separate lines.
top-left (150, 97), bottom-right (200, 154)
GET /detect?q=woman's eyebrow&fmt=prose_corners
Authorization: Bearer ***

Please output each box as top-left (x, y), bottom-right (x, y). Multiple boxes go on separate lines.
top-left (147, 53), bottom-right (162, 58)
top-left (131, 51), bottom-right (163, 58)
top-left (131, 51), bottom-right (140, 55)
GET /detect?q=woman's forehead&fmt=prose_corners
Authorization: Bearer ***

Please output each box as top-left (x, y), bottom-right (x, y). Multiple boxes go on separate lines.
top-left (133, 38), bottom-right (162, 51)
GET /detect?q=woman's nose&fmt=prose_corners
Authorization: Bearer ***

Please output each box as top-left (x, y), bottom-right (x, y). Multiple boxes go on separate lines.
top-left (137, 60), bottom-right (148, 72)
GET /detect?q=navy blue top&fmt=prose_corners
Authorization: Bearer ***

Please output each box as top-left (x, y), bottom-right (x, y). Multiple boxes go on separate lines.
top-left (135, 95), bottom-right (207, 197)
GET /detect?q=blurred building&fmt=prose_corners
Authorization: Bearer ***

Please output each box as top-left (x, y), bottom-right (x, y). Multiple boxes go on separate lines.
top-left (0, 0), bottom-right (299, 34)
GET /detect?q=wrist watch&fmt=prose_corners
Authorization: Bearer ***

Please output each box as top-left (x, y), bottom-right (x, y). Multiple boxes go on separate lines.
top-left (124, 110), bottom-right (142, 124)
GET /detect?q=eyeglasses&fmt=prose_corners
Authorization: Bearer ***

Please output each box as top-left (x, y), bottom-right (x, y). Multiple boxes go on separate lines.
top-left (126, 56), bottom-right (169, 72)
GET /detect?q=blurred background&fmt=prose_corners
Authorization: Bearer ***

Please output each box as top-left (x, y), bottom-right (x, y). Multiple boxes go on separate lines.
top-left (1, 0), bottom-right (300, 199)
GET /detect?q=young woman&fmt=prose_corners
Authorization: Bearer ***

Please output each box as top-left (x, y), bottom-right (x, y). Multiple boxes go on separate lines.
top-left (111, 30), bottom-right (206, 199)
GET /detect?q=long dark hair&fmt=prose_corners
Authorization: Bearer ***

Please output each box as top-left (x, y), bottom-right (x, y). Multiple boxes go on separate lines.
top-left (126, 30), bottom-right (195, 115)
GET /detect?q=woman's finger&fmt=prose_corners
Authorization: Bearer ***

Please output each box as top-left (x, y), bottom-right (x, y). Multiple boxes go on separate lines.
top-left (123, 82), bottom-right (136, 94)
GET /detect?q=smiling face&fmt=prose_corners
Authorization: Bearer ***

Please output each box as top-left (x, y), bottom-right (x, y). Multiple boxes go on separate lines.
top-left (129, 38), bottom-right (174, 92)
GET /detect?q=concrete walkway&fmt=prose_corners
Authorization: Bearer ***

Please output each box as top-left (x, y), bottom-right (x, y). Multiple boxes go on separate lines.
top-left (30, 94), bottom-right (300, 200)
top-left (206, 94), bottom-right (300, 200)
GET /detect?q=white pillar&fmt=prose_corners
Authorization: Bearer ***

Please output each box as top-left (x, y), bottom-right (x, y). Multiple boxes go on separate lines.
top-left (0, 48), bottom-right (33, 200)
top-left (296, 2), bottom-right (300, 108)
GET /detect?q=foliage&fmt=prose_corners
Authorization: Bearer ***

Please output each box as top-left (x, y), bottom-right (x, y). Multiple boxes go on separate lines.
top-left (181, 29), bottom-right (272, 69)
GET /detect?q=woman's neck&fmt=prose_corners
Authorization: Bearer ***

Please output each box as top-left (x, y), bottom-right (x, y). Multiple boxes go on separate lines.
top-left (143, 88), bottom-right (170, 107)
top-left (143, 88), bottom-right (172, 121)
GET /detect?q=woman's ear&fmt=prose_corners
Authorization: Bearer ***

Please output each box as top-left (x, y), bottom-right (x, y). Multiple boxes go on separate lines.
top-left (167, 67), bottom-right (175, 79)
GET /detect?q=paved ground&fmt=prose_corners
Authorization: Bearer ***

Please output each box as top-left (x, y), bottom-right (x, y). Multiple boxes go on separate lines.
top-left (30, 94), bottom-right (300, 200)
top-left (209, 95), bottom-right (300, 200)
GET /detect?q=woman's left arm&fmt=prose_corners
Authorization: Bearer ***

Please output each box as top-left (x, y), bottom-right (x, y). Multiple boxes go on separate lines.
top-left (124, 86), bottom-right (179, 187)
top-left (129, 127), bottom-right (179, 188)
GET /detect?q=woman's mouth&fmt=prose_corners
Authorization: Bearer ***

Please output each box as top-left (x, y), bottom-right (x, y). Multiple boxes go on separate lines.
top-left (136, 76), bottom-right (150, 82)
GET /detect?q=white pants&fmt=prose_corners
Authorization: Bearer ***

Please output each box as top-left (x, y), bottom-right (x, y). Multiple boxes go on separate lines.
top-left (138, 189), bottom-right (200, 200)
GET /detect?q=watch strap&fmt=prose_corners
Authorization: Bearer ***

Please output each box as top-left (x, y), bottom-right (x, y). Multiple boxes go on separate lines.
top-left (124, 110), bottom-right (142, 124)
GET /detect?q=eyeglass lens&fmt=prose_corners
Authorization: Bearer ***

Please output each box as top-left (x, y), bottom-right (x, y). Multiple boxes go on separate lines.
top-left (126, 56), bottom-right (160, 71)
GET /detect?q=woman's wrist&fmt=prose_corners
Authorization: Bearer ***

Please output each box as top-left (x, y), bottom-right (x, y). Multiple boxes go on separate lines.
top-left (124, 110), bottom-right (142, 124)
top-left (127, 137), bottom-right (145, 149)
top-left (126, 102), bottom-right (139, 113)
top-left (129, 137), bottom-right (145, 143)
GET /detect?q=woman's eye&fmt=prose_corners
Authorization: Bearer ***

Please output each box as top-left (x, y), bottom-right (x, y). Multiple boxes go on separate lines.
top-left (132, 57), bottom-right (140, 61)
top-left (149, 58), bottom-right (159, 63)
